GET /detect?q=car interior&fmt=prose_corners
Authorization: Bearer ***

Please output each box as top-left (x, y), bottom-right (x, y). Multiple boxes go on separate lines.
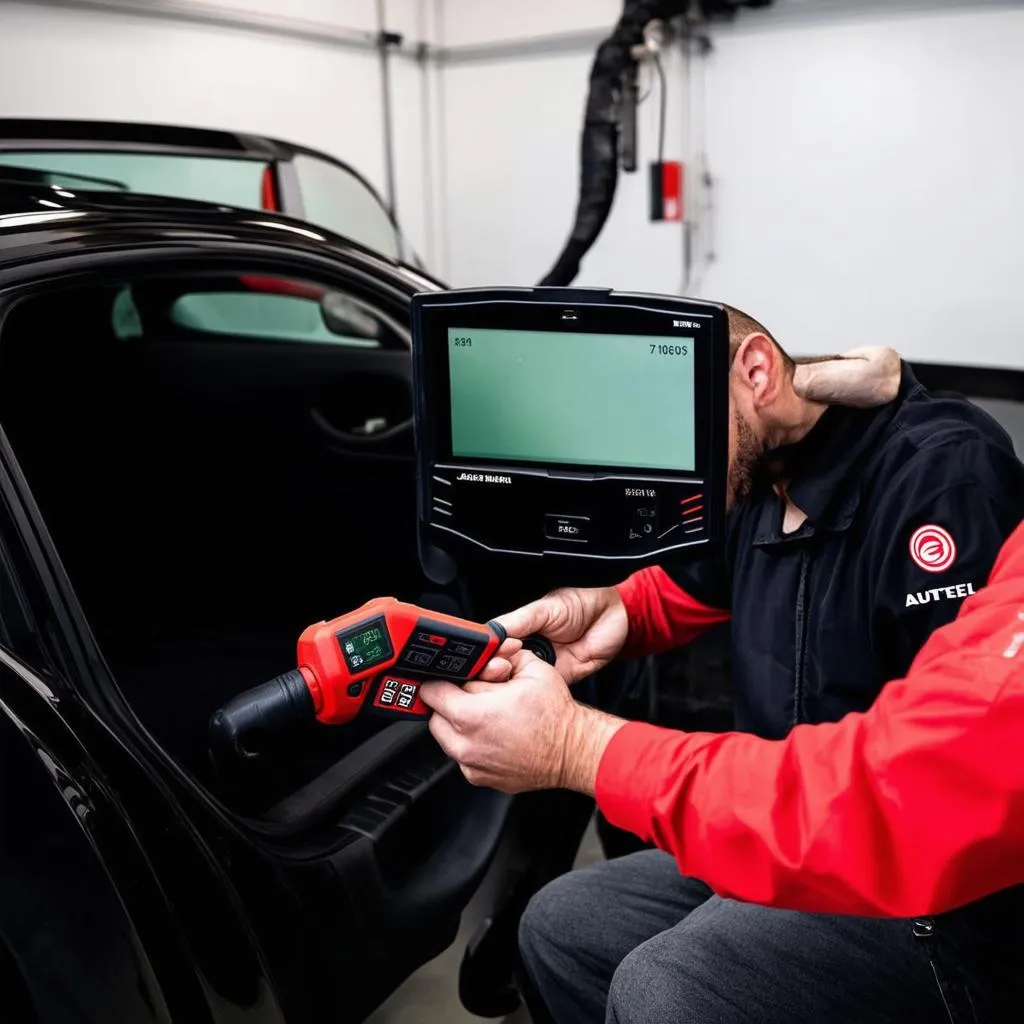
top-left (0, 265), bottom-right (543, 1014)
top-left (0, 269), bottom-right (469, 812)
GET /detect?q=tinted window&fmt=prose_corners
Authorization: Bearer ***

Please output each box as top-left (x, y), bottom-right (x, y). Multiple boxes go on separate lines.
top-left (112, 276), bottom-right (405, 349)
top-left (292, 153), bottom-right (400, 259)
top-left (0, 149), bottom-right (404, 261)
top-left (169, 292), bottom-right (380, 347)
top-left (0, 151), bottom-right (266, 208)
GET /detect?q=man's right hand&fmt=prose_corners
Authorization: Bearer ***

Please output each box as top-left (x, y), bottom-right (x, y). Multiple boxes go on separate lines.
top-left (481, 586), bottom-right (629, 685)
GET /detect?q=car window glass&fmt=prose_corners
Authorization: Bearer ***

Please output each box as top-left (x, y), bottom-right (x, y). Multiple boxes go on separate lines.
top-left (0, 151), bottom-right (405, 263)
top-left (112, 287), bottom-right (143, 339)
top-left (0, 151), bottom-right (267, 208)
top-left (292, 153), bottom-right (400, 260)
top-left (110, 277), bottom-right (405, 349)
top-left (169, 292), bottom-right (381, 347)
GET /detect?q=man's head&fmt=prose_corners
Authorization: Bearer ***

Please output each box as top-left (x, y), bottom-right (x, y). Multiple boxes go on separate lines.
top-left (724, 305), bottom-right (823, 508)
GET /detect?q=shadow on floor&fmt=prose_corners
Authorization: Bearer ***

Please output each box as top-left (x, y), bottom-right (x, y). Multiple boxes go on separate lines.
top-left (366, 815), bottom-right (604, 1024)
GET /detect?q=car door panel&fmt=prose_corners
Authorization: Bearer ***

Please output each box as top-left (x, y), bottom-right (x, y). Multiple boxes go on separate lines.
top-left (0, 694), bottom-right (175, 1024)
top-left (124, 335), bottom-right (419, 618)
top-left (0, 244), bottom-right (526, 1023)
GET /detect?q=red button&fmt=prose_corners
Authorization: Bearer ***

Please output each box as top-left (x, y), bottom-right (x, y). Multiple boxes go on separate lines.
top-left (418, 632), bottom-right (448, 647)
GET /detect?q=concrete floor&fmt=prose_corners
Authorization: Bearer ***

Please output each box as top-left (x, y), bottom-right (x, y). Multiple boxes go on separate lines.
top-left (366, 817), bottom-right (605, 1024)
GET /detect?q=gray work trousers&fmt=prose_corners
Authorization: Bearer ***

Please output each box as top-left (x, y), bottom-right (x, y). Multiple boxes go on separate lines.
top-left (519, 848), bottom-right (1021, 1024)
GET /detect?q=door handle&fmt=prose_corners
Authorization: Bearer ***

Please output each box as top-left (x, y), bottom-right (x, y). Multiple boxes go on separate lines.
top-left (310, 408), bottom-right (413, 445)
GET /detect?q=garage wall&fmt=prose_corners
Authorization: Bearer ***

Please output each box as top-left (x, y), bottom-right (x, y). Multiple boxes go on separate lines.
top-left (0, 0), bottom-right (439, 260)
top-left (3, 1), bottom-right (1022, 369)
top-left (694, 2), bottom-right (1024, 367)
top-left (434, 0), bottom-right (1024, 368)
top-left (436, 0), bottom-right (689, 294)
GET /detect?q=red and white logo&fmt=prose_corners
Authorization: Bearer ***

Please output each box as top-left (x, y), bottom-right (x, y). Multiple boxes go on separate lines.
top-left (909, 524), bottom-right (957, 573)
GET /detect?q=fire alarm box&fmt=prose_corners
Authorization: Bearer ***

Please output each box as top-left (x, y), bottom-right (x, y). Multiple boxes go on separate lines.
top-left (650, 161), bottom-right (684, 222)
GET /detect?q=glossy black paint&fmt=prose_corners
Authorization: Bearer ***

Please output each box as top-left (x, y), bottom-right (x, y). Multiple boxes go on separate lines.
top-left (0, 176), bottom-right (442, 295)
top-left (0, 181), bottom-right (454, 1022)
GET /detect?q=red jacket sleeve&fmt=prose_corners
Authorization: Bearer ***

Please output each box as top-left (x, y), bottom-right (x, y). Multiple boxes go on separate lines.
top-left (597, 523), bottom-right (1024, 917)
top-left (615, 566), bottom-right (731, 658)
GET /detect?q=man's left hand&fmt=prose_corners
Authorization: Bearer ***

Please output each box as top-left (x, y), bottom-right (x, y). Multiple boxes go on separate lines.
top-left (419, 650), bottom-right (624, 794)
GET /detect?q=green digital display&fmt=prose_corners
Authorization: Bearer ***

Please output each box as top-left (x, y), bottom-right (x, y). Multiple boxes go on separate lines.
top-left (338, 619), bottom-right (393, 672)
top-left (447, 327), bottom-right (696, 472)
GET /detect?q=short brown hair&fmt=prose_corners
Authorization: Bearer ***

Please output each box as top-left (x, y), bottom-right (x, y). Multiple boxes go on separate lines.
top-left (725, 304), bottom-right (794, 373)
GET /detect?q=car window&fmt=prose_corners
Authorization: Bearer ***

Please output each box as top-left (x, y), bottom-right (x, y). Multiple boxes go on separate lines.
top-left (0, 149), bottom-right (404, 262)
top-left (0, 151), bottom-right (267, 209)
top-left (169, 292), bottom-right (381, 347)
top-left (0, 163), bottom-right (127, 192)
top-left (292, 153), bottom-right (400, 260)
top-left (112, 277), bottom-right (406, 349)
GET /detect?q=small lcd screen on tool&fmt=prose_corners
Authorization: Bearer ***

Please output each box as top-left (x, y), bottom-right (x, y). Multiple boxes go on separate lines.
top-left (338, 619), bottom-right (393, 672)
top-left (447, 327), bottom-right (696, 472)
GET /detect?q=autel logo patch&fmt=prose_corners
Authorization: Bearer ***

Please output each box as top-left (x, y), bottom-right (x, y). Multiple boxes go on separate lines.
top-left (905, 582), bottom-right (975, 608)
top-left (456, 472), bottom-right (512, 485)
top-left (909, 524), bottom-right (957, 573)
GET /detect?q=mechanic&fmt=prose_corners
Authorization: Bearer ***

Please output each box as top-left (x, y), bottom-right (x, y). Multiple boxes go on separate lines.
top-left (421, 311), bottom-right (1024, 1024)
top-left (593, 517), bottom-right (1024, 919)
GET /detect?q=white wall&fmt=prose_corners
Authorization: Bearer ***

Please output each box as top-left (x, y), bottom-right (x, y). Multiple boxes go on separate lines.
top-left (436, 1), bottom-right (1024, 368)
top-left (437, 0), bottom-right (689, 293)
top-left (439, 0), bottom-right (620, 47)
top-left (694, 3), bottom-right (1024, 367)
top-left (3, 1), bottom-right (1022, 369)
top-left (0, 0), bottom-right (437, 259)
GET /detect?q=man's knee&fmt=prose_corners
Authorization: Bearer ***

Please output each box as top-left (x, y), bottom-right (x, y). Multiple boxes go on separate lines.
top-left (607, 924), bottom-right (720, 1024)
top-left (607, 944), bottom-right (674, 1024)
top-left (518, 870), bottom-right (585, 967)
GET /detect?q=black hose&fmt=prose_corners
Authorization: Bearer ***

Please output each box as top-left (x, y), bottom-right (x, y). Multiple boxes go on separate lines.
top-left (539, 0), bottom-right (681, 287)
top-left (540, 0), bottom-right (776, 287)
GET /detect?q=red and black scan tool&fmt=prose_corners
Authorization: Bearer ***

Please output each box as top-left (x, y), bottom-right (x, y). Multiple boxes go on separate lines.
top-left (210, 597), bottom-right (555, 758)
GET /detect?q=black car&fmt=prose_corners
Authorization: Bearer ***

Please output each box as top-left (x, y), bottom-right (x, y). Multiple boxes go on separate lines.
top-left (0, 177), bottom-right (621, 1023)
top-left (0, 117), bottom-right (417, 267)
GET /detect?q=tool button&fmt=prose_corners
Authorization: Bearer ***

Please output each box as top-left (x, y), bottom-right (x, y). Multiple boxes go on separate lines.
top-left (403, 646), bottom-right (438, 669)
top-left (417, 632), bottom-right (448, 646)
top-left (437, 654), bottom-right (468, 675)
top-left (347, 681), bottom-right (364, 697)
top-left (544, 514), bottom-right (589, 543)
top-left (397, 682), bottom-right (419, 709)
top-left (627, 507), bottom-right (657, 542)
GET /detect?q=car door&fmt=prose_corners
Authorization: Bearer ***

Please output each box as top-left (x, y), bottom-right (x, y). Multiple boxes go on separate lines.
top-left (0, 235), bottom-right (519, 1022)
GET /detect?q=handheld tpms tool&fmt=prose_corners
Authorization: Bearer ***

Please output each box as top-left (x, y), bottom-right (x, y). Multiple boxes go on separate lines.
top-left (210, 598), bottom-right (555, 757)
top-left (412, 287), bottom-right (730, 584)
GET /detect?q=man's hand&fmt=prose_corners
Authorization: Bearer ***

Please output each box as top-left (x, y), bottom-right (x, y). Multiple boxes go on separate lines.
top-left (793, 346), bottom-right (901, 408)
top-left (419, 650), bottom-right (625, 794)
top-left (480, 586), bottom-right (629, 685)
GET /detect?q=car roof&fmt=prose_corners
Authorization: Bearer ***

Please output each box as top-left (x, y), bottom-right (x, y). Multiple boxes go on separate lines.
top-left (0, 176), bottom-right (445, 294)
top-left (0, 117), bottom-right (345, 168)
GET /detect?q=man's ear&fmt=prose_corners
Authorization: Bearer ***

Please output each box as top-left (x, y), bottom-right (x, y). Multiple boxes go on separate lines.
top-left (733, 333), bottom-right (784, 409)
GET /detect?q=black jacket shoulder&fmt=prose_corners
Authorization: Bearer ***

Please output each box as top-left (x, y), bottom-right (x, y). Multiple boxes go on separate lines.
top-left (866, 372), bottom-right (1021, 509)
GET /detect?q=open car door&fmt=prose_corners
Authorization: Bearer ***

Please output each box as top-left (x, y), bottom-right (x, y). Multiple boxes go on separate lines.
top-left (0, 238), bottom-right (523, 1022)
